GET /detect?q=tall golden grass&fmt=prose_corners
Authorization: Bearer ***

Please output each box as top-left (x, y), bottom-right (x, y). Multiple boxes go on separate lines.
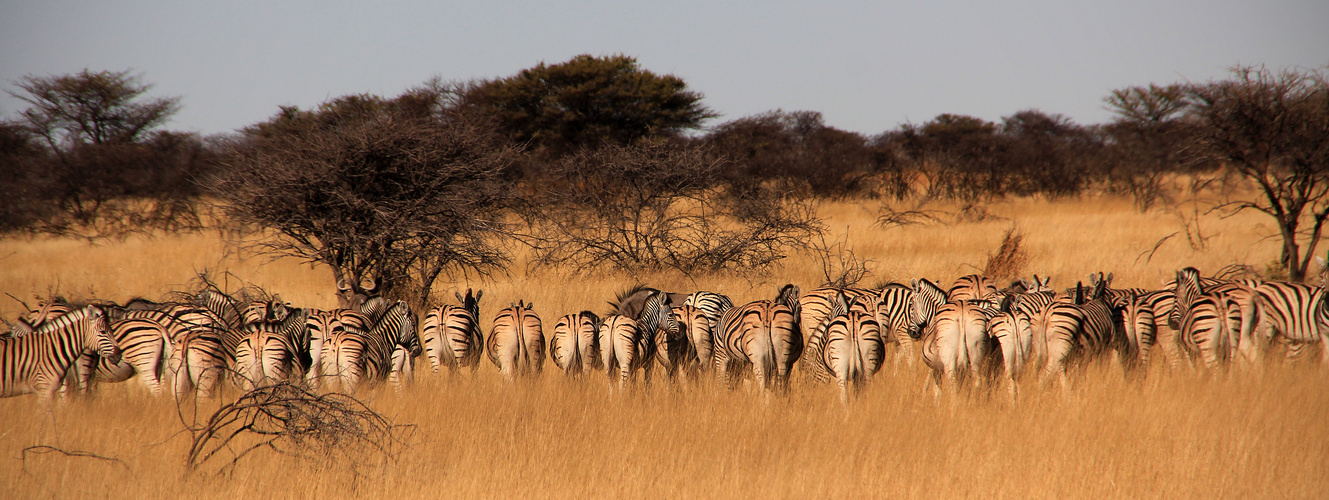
top-left (2, 193), bottom-right (1325, 498)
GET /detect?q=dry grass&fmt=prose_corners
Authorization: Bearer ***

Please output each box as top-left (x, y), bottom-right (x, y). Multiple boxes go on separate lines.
top-left (2, 193), bottom-right (1326, 498)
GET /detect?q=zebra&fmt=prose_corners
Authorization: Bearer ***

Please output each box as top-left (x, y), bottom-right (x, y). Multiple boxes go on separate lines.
top-left (798, 286), bottom-right (876, 380)
top-left (233, 308), bottom-right (310, 390)
top-left (608, 285), bottom-right (687, 321)
top-left (1029, 279), bottom-right (1118, 387)
top-left (1, 305), bottom-right (120, 403)
top-left (599, 314), bottom-right (654, 391)
top-left (634, 291), bottom-right (685, 380)
top-left (817, 293), bottom-right (886, 403)
top-left (1119, 293), bottom-right (1158, 373)
top-left (71, 318), bottom-right (170, 395)
top-left (486, 301), bottom-right (545, 379)
top-left (987, 310), bottom-right (1033, 398)
top-left (682, 291), bottom-right (734, 331)
top-left (421, 289), bottom-right (485, 376)
top-left (908, 278), bottom-right (949, 338)
top-left (672, 304), bottom-right (713, 376)
top-left (920, 299), bottom-right (997, 394)
top-left (713, 284), bottom-right (802, 393)
top-left (169, 328), bottom-right (229, 398)
top-left (320, 300), bottom-right (417, 392)
top-left (948, 274), bottom-right (999, 302)
top-left (305, 309), bottom-right (363, 386)
top-left (1252, 281), bottom-right (1328, 364)
top-left (194, 288), bottom-right (243, 330)
top-left (1172, 268), bottom-right (1272, 369)
top-left (550, 311), bottom-right (601, 376)
top-left (872, 283), bottom-right (919, 369)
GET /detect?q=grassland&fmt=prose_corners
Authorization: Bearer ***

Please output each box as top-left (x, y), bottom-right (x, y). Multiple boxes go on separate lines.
top-left (1, 193), bottom-right (1326, 498)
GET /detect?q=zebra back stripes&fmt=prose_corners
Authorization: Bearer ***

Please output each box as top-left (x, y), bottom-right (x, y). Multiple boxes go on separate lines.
top-left (714, 284), bottom-right (802, 392)
top-left (672, 304), bottom-right (713, 374)
top-left (948, 274), bottom-right (999, 302)
top-left (422, 289), bottom-right (485, 375)
top-left (599, 314), bottom-right (653, 390)
top-left (321, 301), bottom-right (416, 392)
top-left (798, 286), bottom-right (875, 376)
top-left (551, 311), bottom-right (600, 376)
top-left (819, 295), bottom-right (886, 402)
top-left (921, 300), bottom-right (997, 391)
top-left (682, 291), bottom-right (733, 331)
top-left (486, 301), bottom-right (544, 379)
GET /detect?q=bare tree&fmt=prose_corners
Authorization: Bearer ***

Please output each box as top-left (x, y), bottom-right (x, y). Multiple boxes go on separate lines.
top-left (1187, 66), bottom-right (1329, 281)
top-left (526, 141), bottom-right (823, 275)
top-left (1104, 84), bottom-right (1200, 211)
top-left (213, 87), bottom-right (519, 308)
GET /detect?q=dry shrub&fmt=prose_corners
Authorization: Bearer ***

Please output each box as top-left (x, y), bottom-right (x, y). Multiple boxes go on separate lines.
top-left (183, 380), bottom-right (410, 477)
top-left (983, 226), bottom-right (1029, 281)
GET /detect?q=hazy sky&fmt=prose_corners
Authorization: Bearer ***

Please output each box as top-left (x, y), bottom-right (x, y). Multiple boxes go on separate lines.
top-left (2, 1), bottom-right (1326, 137)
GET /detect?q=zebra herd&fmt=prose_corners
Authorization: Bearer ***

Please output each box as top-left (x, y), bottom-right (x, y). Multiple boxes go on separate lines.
top-left (2, 267), bottom-right (1327, 404)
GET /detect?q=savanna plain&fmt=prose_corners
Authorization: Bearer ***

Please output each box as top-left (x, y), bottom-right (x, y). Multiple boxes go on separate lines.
top-left (1, 192), bottom-right (1326, 499)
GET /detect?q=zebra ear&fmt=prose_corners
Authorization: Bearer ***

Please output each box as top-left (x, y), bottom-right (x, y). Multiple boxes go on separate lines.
top-left (456, 291), bottom-right (465, 303)
top-left (1105, 273), bottom-right (1113, 286)
top-left (337, 278), bottom-right (351, 292)
top-left (475, 290), bottom-right (482, 302)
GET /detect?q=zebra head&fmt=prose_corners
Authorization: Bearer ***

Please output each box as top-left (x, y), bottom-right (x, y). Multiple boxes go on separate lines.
top-left (908, 278), bottom-right (946, 336)
top-left (457, 288), bottom-right (483, 321)
top-left (1171, 267), bottom-right (1204, 329)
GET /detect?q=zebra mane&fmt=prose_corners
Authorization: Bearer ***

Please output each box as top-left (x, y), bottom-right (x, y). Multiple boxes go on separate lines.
top-left (31, 305), bottom-right (101, 335)
top-left (775, 284), bottom-right (800, 317)
top-left (608, 284), bottom-right (660, 319)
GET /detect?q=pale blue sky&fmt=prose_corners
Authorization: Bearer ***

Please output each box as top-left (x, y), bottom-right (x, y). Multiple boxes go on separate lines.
top-left (2, 1), bottom-right (1325, 137)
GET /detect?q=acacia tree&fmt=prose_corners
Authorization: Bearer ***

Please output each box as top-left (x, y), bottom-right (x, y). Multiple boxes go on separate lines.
top-left (5, 69), bottom-right (209, 235)
top-left (214, 87), bottom-right (519, 308)
top-left (1187, 66), bottom-right (1329, 281)
top-left (462, 54), bottom-right (716, 157)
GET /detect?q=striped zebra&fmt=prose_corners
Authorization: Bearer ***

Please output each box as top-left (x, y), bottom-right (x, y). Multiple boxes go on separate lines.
top-left (636, 291), bottom-right (686, 380)
top-left (320, 300), bottom-right (417, 392)
top-left (550, 311), bottom-right (601, 376)
top-left (987, 310), bottom-right (1033, 397)
top-left (194, 289), bottom-right (243, 330)
top-left (1030, 280), bottom-right (1118, 387)
top-left (713, 284), bottom-right (802, 392)
top-left (303, 309), bottom-right (367, 386)
top-left (71, 318), bottom-right (170, 395)
top-left (672, 304), bottom-right (712, 375)
top-left (799, 286), bottom-right (876, 380)
top-left (1173, 268), bottom-right (1271, 368)
top-left (871, 283), bottom-right (923, 369)
top-left (1, 305), bottom-right (120, 403)
top-left (1119, 293), bottom-right (1158, 372)
top-left (682, 291), bottom-right (733, 331)
top-left (168, 327), bottom-right (228, 398)
top-left (1171, 268), bottom-right (1236, 369)
top-left (599, 314), bottom-right (654, 391)
top-left (817, 294), bottom-right (886, 402)
top-left (486, 301), bottom-right (545, 379)
top-left (233, 308), bottom-right (310, 390)
top-left (1253, 281), bottom-right (1328, 364)
top-left (421, 289), bottom-right (485, 376)
top-left (908, 278), bottom-right (949, 338)
top-left (921, 299), bottom-right (997, 394)
top-left (948, 274), bottom-right (999, 302)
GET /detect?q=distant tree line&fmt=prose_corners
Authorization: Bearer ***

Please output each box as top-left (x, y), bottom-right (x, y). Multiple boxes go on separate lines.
top-left (3, 58), bottom-right (1326, 291)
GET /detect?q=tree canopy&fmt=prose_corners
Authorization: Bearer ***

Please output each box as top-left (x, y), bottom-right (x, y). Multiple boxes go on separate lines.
top-left (462, 54), bottom-right (716, 156)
